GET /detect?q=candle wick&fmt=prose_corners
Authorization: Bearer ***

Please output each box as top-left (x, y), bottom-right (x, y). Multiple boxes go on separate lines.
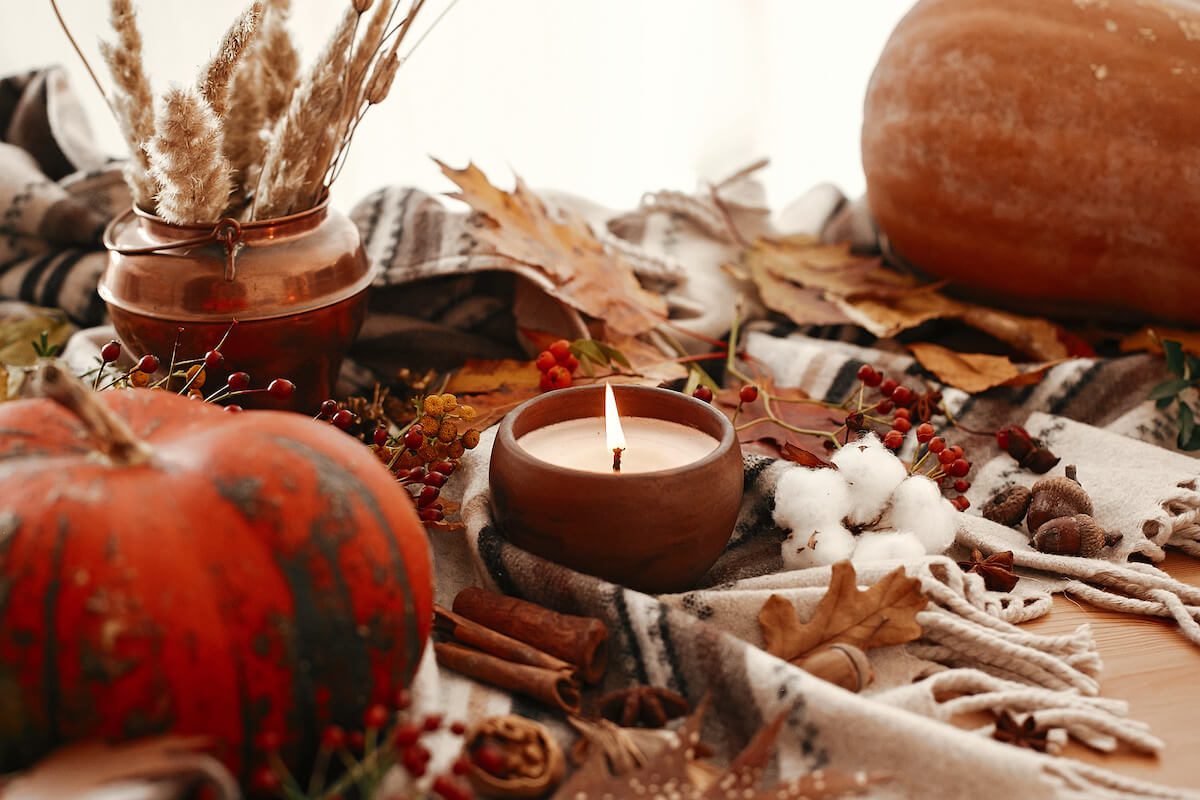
top-left (612, 447), bottom-right (624, 473)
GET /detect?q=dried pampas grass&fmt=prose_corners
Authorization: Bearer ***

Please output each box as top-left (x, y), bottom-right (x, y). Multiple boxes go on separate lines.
top-left (72, 0), bottom-right (452, 224)
top-left (147, 87), bottom-right (234, 224)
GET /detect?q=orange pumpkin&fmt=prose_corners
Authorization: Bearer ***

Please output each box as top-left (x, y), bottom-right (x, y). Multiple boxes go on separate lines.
top-left (862, 0), bottom-right (1200, 323)
top-left (0, 367), bottom-right (433, 780)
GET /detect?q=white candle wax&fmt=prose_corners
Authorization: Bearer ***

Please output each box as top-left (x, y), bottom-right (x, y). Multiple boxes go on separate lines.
top-left (516, 417), bottom-right (718, 474)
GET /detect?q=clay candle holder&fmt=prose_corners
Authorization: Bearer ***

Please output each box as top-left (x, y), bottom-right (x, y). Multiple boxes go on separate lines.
top-left (489, 384), bottom-right (743, 593)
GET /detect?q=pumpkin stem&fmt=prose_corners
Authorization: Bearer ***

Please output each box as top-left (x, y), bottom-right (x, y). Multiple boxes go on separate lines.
top-left (35, 363), bottom-right (153, 466)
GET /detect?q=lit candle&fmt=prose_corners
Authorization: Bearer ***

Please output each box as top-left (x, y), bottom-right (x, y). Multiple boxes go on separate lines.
top-left (516, 383), bottom-right (718, 474)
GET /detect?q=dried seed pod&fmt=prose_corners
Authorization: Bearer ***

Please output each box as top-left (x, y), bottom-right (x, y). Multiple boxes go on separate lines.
top-left (1032, 514), bottom-right (1110, 558)
top-left (796, 643), bottom-right (874, 693)
top-left (981, 485), bottom-right (1033, 528)
top-left (1027, 465), bottom-right (1093, 533)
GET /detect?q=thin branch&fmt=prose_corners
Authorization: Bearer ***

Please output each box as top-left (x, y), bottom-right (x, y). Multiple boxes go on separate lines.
top-left (48, 0), bottom-right (114, 113)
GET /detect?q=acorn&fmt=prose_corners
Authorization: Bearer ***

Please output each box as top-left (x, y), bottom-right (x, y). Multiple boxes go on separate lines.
top-left (1027, 465), bottom-right (1093, 534)
top-left (981, 485), bottom-right (1033, 528)
top-left (1032, 514), bottom-right (1119, 558)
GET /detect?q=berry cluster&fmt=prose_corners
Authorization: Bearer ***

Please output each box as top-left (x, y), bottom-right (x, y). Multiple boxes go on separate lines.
top-left (854, 364), bottom-right (972, 510)
top-left (320, 393), bottom-right (481, 523)
top-left (92, 332), bottom-right (294, 411)
top-left (535, 339), bottom-right (579, 391)
top-left (251, 690), bottom-right (475, 799)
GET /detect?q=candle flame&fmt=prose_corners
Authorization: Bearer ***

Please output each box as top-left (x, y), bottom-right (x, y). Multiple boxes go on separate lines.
top-left (605, 382), bottom-right (626, 453)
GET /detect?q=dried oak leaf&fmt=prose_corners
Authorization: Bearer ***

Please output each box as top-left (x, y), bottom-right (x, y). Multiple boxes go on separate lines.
top-left (438, 160), bottom-right (667, 336)
top-left (758, 560), bottom-right (927, 664)
top-left (444, 358), bottom-right (543, 429)
top-left (2, 737), bottom-right (237, 800)
top-left (908, 343), bottom-right (1065, 395)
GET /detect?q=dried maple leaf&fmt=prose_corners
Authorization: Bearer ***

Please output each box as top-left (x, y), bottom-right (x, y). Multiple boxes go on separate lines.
top-left (2, 737), bottom-right (237, 800)
top-left (438, 160), bottom-right (667, 336)
top-left (907, 343), bottom-right (1064, 395)
top-left (758, 561), bottom-right (927, 664)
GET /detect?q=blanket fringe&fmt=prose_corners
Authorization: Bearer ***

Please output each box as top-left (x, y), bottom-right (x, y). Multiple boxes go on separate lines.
top-left (1045, 760), bottom-right (1200, 800)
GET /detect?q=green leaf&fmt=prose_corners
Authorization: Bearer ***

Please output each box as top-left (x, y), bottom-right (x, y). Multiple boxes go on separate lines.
top-left (1157, 395), bottom-right (1176, 410)
top-left (1178, 404), bottom-right (1196, 450)
top-left (571, 339), bottom-right (607, 367)
top-left (1163, 339), bottom-right (1185, 376)
top-left (683, 369), bottom-right (702, 396)
top-left (1149, 378), bottom-right (1191, 401)
top-left (690, 365), bottom-right (719, 392)
top-left (1187, 354), bottom-right (1200, 383)
top-left (594, 341), bottom-right (632, 369)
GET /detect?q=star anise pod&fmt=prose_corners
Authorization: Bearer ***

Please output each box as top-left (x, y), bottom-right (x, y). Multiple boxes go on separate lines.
top-left (957, 549), bottom-right (1019, 593)
top-left (597, 686), bottom-right (690, 729)
top-left (992, 710), bottom-right (1049, 752)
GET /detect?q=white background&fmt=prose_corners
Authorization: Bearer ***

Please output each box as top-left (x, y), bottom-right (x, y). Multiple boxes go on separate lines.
top-left (1, 1), bottom-right (913, 212)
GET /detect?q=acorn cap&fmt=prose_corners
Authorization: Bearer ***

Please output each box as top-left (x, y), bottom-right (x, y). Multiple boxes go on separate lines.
top-left (1032, 514), bottom-right (1107, 558)
top-left (981, 484), bottom-right (1033, 528)
top-left (1027, 465), bottom-right (1093, 533)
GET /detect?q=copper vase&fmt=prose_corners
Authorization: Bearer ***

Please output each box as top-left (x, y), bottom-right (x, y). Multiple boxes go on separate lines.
top-left (100, 199), bottom-right (372, 411)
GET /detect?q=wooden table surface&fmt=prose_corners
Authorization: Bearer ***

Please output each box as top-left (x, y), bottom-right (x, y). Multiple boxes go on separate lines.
top-left (957, 553), bottom-right (1200, 791)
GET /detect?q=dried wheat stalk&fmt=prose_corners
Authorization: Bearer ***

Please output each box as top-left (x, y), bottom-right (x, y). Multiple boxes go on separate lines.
top-left (199, 2), bottom-right (263, 119)
top-left (98, 0), bottom-right (157, 209)
top-left (147, 87), bottom-right (234, 224)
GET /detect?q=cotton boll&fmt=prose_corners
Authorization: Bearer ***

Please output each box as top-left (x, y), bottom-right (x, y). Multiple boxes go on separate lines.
top-left (881, 475), bottom-right (958, 555)
top-left (773, 467), bottom-right (852, 533)
top-left (851, 530), bottom-right (927, 563)
top-left (831, 434), bottom-right (908, 526)
top-left (781, 524), bottom-right (856, 570)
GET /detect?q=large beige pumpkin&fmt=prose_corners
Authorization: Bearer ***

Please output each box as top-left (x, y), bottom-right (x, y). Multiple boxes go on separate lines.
top-left (862, 0), bottom-right (1200, 323)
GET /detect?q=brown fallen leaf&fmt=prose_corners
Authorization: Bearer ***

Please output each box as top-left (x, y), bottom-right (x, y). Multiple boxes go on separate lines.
top-left (758, 560), bottom-right (927, 664)
top-left (715, 378), bottom-right (836, 456)
top-left (2, 737), bottom-right (237, 800)
top-left (908, 342), bottom-right (1064, 395)
top-left (438, 161), bottom-right (667, 336)
top-left (781, 442), bottom-right (837, 469)
top-left (444, 359), bottom-right (543, 429)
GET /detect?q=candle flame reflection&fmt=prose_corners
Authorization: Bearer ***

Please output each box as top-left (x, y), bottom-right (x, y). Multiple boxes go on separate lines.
top-left (604, 383), bottom-right (626, 453)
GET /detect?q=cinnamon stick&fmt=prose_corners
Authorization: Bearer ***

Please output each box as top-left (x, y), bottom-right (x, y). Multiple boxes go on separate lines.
top-left (434, 605), bottom-right (576, 676)
top-left (434, 642), bottom-right (582, 714)
top-left (453, 587), bottom-right (609, 684)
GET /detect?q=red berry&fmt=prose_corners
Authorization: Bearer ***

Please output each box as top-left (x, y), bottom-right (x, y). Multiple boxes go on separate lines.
top-left (564, 354), bottom-right (580, 373)
top-left (227, 371), bottom-right (251, 391)
top-left (950, 445), bottom-right (965, 458)
top-left (875, 398), bottom-right (893, 414)
top-left (535, 351), bottom-right (557, 372)
top-left (422, 714), bottom-right (443, 732)
top-left (452, 755), bottom-right (471, 774)
top-left (321, 725), bottom-right (346, 750)
top-left (549, 339), bottom-right (572, 361)
top-left (856, 364), bottom-right (882, 387)
top-left (431, 460), bottom-right (456, 476)
top-left (995, 428), bottom-right (1011, 451)
top-left (954, 479), bottom-right (971, 493)
top-left (915, 422), bottom-right (935, 443)
top-left (348, 731), bottom-right (365, 751)
top-left (419, 507), bottom-right (445, 522)
top-left (739, 385), bottom-right (759, 403)
top-left (364, 703), bottom-right (390, 729)
top-left (394, 723), bottom-right (421, 747)
top-left (928, 437), bottom-right (946, 454)
top-left (891, 385), bottom-right (913, 406)
top-left (692, 386), bottom-right (714, 403)
top-left (404, 426), bottom-right (425, 450)
top-left (450, 721), bottom-right (467, 736)
top-left (224, 404), bottom-right (243, 413)
top-left (424, 471), bottom-right (447, 488)
top-left (418, 485), bottom-right (440, 508)
top-left (938, 450), bottom-right (957, 465)
top-left (892, 416), bottom-right (912, 434)
top-left (373, 427), bottom-right (390, 447)
top-left (255, 730), bottom-right (282, 753)
top-left (320, 399), bottom-right (338, 418)
top-left (267, 378), bottom-right (294, 400)
top-left (395, 689), bottom-right (413, 710)
top-left (100, 340), bottom-right (121, 363)
top-left (203, 350), bottom-right (224, 370)
top-left (893, 407), bottom-right (911, 420)
top-left (473, 744), bottom-right (508, 776)
top-left (252, 765), bottom-right (282, 792)
top-left (403, 747), bottom-right (429, 778)
top-left (547, 365), bottom-right (572, 390)
top-left (538, 372), bottom-right (553, 391)
top-left (432, 776), bottom-right (471, 800)
top-left (332, 409), bottom-right (356, 430)
top-left (137, 354), bottom-right (159, 374)
top-left (883, 430), bottom-right (905, 450)
top-left (952, 495), bottom-right (971, 511)
top-left (948, 458), bottom-right (971, 478)
top-left (879, 378), bottom-right (898, 397)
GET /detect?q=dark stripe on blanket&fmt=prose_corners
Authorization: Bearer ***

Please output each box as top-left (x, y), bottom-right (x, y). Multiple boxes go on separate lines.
top-left (612, 587), bottom-right (649, 685)
top-left (18, 252), bottom-right (56, 302)
top-left (822, 358), bottom-right (865, 404)
top-left (38, 248), bottom-right (86, 308)
top-left (1050, 361), bottom-right (1104, 415)
top-left (656, 609), bottom-right (689, 696)
top-left (380, 188), bottom-right (415, 272)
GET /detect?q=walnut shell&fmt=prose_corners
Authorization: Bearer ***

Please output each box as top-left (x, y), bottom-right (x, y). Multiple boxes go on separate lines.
top-left (981, 485), bottom-right (1033, 528)
top-left (1027, 466), bottom-right (1093, 533)
top-left (1032, 514), bottom-right (1106, 558)
top-left (463, 715), bottom-right (565, 799)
